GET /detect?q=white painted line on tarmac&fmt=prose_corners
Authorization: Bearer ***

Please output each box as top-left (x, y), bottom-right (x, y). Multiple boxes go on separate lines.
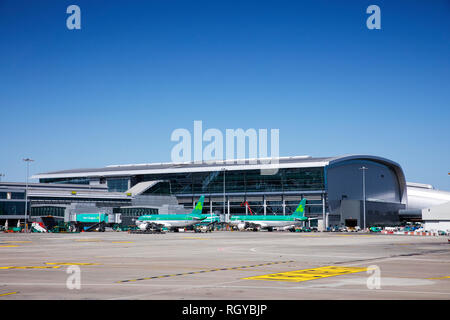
top-left (108, 279), bottom-right (246, 300)
top-left (2, 281), bottom-right (449, 298)
top-left (203, 285), bottom-right (450, 296)
top-left (388, 257), bottom-right (450, 263)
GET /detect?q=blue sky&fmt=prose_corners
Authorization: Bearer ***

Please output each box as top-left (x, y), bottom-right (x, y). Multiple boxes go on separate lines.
top-left (0, 0), bottom-right (449, 190)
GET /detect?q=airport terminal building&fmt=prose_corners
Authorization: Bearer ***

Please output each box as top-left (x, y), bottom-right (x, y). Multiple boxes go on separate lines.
top-left (31, 155), bottom-right (408, 228)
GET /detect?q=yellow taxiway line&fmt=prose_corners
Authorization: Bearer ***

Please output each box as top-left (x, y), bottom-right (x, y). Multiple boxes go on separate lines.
top-left (0, 292), bottom-right (18, 297)
top-left (243, 266), bottom-right (368, 283)
top-left (117, 260), bottom-right (295, 283)
top-left (3, 241), bottom-right (32, 243)
top-left (427, 276), bottom-right (450, 280)
top-left (0, 266), bottom-right (61, 270)
top-left (45, 262), bottom-right (99, 266)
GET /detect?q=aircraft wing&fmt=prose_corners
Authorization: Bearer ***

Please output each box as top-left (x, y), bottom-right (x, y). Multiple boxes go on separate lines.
top-left (148, 221), bottom-right (172, 228)
top-left (245, 222), bottom-right (266, 229)
top-left (138, 221), bottom-right (169, 231)
top-left (294, 217), bottom-right (319, 221)
top-left (257, 223), bottom-right (268, 228)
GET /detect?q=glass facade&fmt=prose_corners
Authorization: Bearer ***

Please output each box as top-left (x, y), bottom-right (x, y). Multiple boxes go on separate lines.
top-left (36, 167), bottom-right (325, 216)
top-left (0, 192), bottom-right (24, 199)
top-left (132, 167), bottom-right (325, 216)
top-left (137, 167), bottom-right (325, 196)
top-left (31, 206), bottom-right (65, 217)
top-left (11, 192), bottom-right (25, 199)
top-left (39, 167), bottom-right (324, 195)
top-left (40, 178), bottom-right (90, 185)
top-left (0, 201), bottom-right (26, 215)
top-left (113, 207), bottom-right (158, 217)
top-left (107, 178), bottom-right (129, 192)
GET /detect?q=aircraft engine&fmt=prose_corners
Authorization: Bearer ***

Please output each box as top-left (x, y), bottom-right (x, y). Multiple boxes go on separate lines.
top-left (237, 222), bottom-right (247, 231)
top-left (138, 222), bottom-right (148, 231)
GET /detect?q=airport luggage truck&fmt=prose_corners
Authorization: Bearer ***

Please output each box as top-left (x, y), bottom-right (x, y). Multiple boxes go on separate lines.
top-left (194, 224), bottom-right (213, 233)
top-left (68, 212), bottom-right (121, 232)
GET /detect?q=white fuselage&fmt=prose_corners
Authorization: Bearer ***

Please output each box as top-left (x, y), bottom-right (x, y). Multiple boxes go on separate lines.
top-left (229, 219), bottom-right (302, 229)
top-left (137, 219), bottom-right (199, 230)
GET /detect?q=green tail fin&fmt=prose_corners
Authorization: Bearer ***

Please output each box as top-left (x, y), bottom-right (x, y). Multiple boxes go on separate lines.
top-left (292, 198), bottom-right (306, 217)
top-left (190, 195), bottom-right (205, 216)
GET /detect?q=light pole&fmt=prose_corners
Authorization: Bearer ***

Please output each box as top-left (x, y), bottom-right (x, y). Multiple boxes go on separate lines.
top-left (222, 168), bottom-right (226, 222)
top-left (0, 173), bottom-right (4, 182)
top-left (359, 166), bottom-right (368, 230)
top-left (23, 158), bottom-right (34, 233)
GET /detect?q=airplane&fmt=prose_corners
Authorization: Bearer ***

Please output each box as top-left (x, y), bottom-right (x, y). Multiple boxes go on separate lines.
top-left (229, 198), bottom-right (309, 232)
top-left (136, 195), bottom-right (207, 232)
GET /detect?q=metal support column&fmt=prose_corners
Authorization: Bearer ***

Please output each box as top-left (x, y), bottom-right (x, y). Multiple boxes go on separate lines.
top-left (209, 197), bottom-right (212, 214)
top-left (223, 168), bottom-right (226, 217)
top-left (23, 158), bottom-right (34, 233)
top-left (263, 196), bottom-right (267, 215)
top-left (360, 166), bottom-right (368, 230)
top-left (322, 193), bottom-right (326, 231)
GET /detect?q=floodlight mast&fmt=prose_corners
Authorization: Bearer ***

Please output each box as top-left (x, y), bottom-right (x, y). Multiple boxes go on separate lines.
top-left (359, 166), bottom-right (368, 230)
top-left (23, 158), bottom-right (34, 233)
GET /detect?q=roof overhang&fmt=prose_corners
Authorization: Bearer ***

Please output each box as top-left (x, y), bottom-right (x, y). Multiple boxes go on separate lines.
top-left (32, 158), bottom-right (332, 179)
top-left (32, 154), bottom-right (405, 186)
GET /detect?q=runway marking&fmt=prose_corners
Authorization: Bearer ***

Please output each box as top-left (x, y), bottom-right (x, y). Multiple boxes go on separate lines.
top-left (0, 292), bottom-right (18, 297)
top-left (3, 241), bottom-right (32, 243)
top-left (333, 234), bottom-right (375, 237)
top-left (0, 245), bottom-right (19, 248)
top-left (111, 241), bottom-right (134, 243)
top-left (0, 266), bottom-right (61, 270)
top-left (182, 237), bottom-right (209, 240)
top-left (242, 266), bottom-right (367, 283)
top-left (427, 276), bottom-right (450, 280)
top-left (235, 269), bottom-right (268, 271)
top-left (74, 239), bottom-right (102, 242)
top-left (116, 260), bottom-right (295, 283)
top-left (0, 263), bottom-right (99, 269)
top-left (45, 262), bottom-right (100, 266)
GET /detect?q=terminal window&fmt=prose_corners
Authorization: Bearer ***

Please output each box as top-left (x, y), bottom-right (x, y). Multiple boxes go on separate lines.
top-left (107, 178), bottom-right (129, 192)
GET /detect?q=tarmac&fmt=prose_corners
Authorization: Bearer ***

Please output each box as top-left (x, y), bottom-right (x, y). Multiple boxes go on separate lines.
top-left (0, 231), bottom-right (449, 300)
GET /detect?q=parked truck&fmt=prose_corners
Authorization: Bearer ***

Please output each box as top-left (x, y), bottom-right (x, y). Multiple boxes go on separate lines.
top-left (68, 213), bottom-right (121, 232)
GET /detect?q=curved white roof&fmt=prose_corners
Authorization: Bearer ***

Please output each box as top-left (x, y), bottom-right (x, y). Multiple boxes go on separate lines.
top-left (32, 154), bottom-right (404, 181)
